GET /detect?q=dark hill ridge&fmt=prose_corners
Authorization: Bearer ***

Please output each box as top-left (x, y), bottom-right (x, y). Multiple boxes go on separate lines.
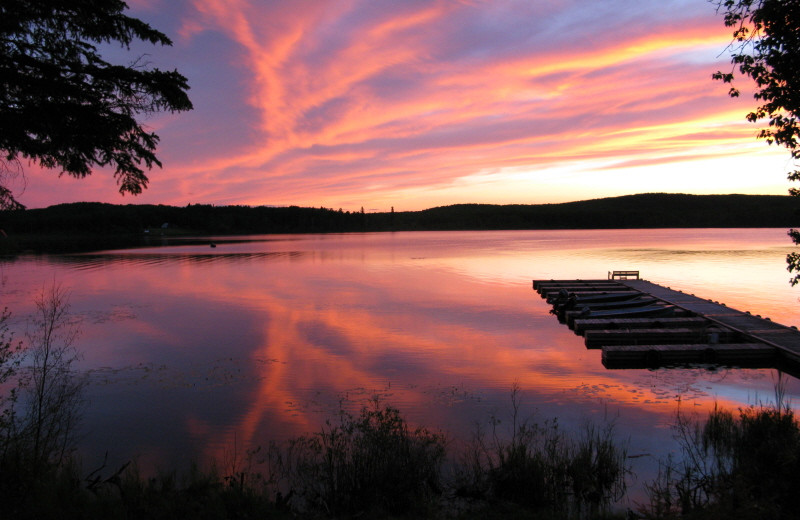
top-left (414, 193), bottom-right (800, 230)
top-left (1, 193), bottom-right (799, 252)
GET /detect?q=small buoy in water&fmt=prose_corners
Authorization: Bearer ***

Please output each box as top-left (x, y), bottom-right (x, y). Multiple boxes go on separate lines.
top-left (210, 242), bottom-right (217, 248)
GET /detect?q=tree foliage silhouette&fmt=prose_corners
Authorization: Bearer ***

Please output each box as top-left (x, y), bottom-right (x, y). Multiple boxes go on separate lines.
top-left (0, 0), bottom-right (193, 209)
top-left (712, 0), bottom-right (800, 284)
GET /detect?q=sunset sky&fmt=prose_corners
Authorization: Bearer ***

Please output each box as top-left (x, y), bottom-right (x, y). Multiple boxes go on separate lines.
top-left (13, 0), bottom-right (797, 211)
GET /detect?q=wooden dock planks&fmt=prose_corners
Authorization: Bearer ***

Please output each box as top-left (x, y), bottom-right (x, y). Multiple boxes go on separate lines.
top-left (564, 304), bottom-right (678, 329)
top-left (532, 277), bottom-right (800, 371)
top-left (545, 290), bottom-right (641, 304)
top-left (584, 327), bottom-right (739, 349)
top-left (602, 343), bottom-right (777, 369)
top-left (618, 279), bottom-right (800, 365)
top-left (573, 316), bottom-right (709, 335)
top-left (533, 280), bottom-right (630, 297)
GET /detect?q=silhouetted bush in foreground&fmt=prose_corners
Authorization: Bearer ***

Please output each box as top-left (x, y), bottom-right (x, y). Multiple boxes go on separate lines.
top-left (641, 400), bottom-right (800, 520)
top-left (3, 459), bottom-right (289, 520)
top-left (7, 397), bottom-right (799, 519)
top-left (271, 399), bottom-right (447, 517)
top-left (452, 384), bottom-right (629, 519)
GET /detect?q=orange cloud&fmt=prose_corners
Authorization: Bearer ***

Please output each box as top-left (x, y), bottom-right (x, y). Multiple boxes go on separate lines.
top-left (15, 1), bottom-right (791, 210)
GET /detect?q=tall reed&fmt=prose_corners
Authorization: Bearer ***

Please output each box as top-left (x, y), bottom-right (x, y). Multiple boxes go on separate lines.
top-left (642, 401), bottom-right (800, 520)
top-left (453, 383), bottom-right (629, 519)
top-left (271, 398), bottom-right (447, 517)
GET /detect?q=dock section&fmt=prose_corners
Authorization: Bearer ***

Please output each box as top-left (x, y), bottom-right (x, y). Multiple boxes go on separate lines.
top-left (618, 280), bottom-right (800, 355)
top-left (532, 278), bottom-right (800, 372)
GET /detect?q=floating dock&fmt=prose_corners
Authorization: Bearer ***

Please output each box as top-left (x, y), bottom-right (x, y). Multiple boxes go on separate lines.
top-left (532, 276), bottom-right (800, 373)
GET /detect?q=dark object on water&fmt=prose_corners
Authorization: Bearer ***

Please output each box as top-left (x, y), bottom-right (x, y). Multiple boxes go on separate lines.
top-left (565, 303), bottom-right (675, 328)
top-left (210, 242), bottom-right (216, 248)
top-left (531, 277), bottom-right (800, 375)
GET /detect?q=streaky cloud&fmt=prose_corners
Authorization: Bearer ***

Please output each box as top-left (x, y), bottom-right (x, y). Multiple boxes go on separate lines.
top-left (16, 0), bottom-right (791, 209)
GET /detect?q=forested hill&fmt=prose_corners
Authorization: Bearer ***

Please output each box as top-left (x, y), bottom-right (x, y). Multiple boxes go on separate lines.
top-left (1, 194), bottom-right (799, 251)
top-left (413, 194), bottom-right (800, 230)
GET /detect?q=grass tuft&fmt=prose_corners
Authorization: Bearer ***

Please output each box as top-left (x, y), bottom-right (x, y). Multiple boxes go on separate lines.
top-left (271, 397), bottom-right (447, 517)
top-left (452, 383), bottom-right (629, 519)
top-left (641, 403), bottom-right (800, 520)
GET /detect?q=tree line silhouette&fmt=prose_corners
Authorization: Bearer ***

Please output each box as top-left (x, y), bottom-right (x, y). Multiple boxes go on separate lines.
top-left (1, 193), bottom-right (800, 253)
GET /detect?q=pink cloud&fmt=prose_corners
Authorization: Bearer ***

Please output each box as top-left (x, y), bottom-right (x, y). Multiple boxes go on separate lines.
top-left (13, 0), bottom-right (790, 210)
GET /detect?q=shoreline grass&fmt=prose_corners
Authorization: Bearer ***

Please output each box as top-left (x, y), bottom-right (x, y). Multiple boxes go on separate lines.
top-left (1, 395), bottom-right (797, 519)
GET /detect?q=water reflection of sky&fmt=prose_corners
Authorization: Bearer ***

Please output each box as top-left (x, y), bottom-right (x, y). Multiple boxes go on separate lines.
top-left (1, 228), bottom-right (799, 496)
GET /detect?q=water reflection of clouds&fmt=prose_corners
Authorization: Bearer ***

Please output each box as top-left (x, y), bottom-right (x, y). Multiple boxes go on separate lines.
top-left (2, 229), bottom-right (799, 492)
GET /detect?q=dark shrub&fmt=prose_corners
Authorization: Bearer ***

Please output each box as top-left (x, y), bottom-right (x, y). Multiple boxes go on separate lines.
top-left (644, 403), bottom-right (800, 520)
top-left (274, 399), bottom-right (446, 517)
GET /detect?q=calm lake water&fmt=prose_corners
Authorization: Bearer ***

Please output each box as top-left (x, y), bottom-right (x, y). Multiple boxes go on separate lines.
top-left (2, 228), bottom-right (800, 498)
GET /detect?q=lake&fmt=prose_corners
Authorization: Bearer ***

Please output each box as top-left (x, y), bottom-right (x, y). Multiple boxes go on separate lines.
top-left (2, 228), bottom-right (799, 500)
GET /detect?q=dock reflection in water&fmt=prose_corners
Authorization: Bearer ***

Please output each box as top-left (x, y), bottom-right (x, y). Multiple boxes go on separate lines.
top-left (0, 229), bottom-right (798, 486)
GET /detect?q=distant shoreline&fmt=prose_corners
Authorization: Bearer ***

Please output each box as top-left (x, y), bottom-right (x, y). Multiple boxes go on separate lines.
top-left (1, 193), bottom-right (799, 253)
